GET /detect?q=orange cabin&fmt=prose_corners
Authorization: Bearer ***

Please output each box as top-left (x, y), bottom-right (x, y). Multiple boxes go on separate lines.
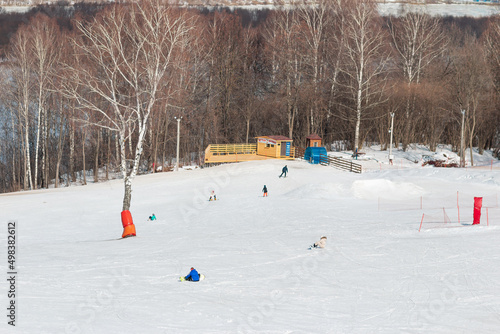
top-left (256, 135), bottom-right (293, 159)
top-left (204, 135), bottom-right (295, 164)
top-left (306, 134), bottom-right (322, 148)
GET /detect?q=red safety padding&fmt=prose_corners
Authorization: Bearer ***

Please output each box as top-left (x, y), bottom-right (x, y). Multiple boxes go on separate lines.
top-left (473, 197), bottom-right (483, 225)
top-left (121, 210), bottom-right (134, 228)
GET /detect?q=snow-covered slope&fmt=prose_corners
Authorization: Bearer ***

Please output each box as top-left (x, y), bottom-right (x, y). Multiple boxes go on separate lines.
top-left (1, 146), bottom-right (500, 333)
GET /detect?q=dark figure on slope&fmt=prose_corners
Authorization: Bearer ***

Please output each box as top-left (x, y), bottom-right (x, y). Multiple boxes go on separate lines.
top-left (262, 185), bottom-right (268, 197)
top-left (279, 165), bottom-right (288, 178)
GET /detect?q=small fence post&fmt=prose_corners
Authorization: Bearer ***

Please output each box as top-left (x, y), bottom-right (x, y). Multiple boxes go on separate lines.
top-left (487, 207), bottom-right (489, 226)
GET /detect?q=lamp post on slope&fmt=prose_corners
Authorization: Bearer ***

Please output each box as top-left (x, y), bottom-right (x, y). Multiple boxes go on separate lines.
top-left (460, 109), bottom-right (465, 168)
top-left (174, 116), bottom-right (182, 171)
top-left (389, 112), bottom-right (395, 165)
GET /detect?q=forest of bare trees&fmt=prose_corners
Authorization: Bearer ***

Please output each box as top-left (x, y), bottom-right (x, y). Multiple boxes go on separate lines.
top-left (0, 0), bottom-right (499, 195)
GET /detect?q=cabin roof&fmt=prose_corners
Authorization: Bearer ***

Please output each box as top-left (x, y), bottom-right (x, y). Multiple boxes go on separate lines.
top-left (263, 135), bottom-right (292, 141)
top-left (306, 134), bottom-right (321, 140)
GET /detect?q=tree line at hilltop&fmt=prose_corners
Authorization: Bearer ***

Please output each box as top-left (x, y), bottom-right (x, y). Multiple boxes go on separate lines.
top-left (0, 0), bottom-right (498, 195)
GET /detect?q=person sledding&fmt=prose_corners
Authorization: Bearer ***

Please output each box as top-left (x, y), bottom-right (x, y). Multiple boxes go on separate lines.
top-left (310, 236), bottom-right (327, 249)
top-left (180, 267), bottom-right (201, 282)
top-left (279, 165), bottom-right (288, 178)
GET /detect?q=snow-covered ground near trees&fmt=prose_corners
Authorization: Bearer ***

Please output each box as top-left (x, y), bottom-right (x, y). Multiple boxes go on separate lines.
top-left (2, 144), bottom-right (500, 333)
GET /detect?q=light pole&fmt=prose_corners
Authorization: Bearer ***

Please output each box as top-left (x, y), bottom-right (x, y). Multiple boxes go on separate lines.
top-left (460, 109), bottom-right (465, 168)
top-left (389, 112), bottom-right (395, 165)
top-left (174, 116), bottom-right (182, 171)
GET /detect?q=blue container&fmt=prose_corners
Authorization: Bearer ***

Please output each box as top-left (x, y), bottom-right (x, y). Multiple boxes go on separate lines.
top-left (304, 147), bottom-right (327, 164)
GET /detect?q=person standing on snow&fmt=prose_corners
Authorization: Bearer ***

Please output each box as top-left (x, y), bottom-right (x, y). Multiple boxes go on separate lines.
top-left (209, 190), bottom-right (217, 201)
top-left (262, 185), bottom-right (268, 197)
top-left (279, 165), bottom-right (288, 178)
top-left (183, 267), bottom-right (200, 281)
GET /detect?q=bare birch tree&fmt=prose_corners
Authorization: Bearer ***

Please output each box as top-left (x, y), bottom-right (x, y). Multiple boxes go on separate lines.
top-left (297, 0), bottom-right (331, 135)
top-left (239, 26), bottom-right (261, 144)
top-left (264, 1), bottom-right (303, 139)
top-left (30, 14), bottom-right (61, 189)
top-left (338, 0), bottom-right (389, 152)
top-left (484, 17), bottom-right (500, 95)
top-left (388, 10), bottom-right (447, 150)
top-left (451, 34), bottom-right (493, 166)
top-left (325, 0), bottom-right (348, 118)
top-left (62, 0), bottom-right (194, 211)
top-left (8, 26), bottom-right (34, 190)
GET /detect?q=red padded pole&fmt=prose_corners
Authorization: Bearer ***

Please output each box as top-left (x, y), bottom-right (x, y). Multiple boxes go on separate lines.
top-left (473, 197), bottom-right (482, 225)
top-left (121, 210), bottom-right (136, 237)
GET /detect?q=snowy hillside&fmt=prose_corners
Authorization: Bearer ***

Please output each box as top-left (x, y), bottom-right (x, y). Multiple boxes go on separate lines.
top-left (1, 145), bottom-right (500, 333)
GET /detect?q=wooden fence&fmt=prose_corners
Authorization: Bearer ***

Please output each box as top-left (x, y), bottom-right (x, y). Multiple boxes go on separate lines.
top-left (208, 144), bottom-right (257, 155)
top-left (295, 146), bottom-right (306, 160)
top-left (319, 153), bottom-right (362, 173)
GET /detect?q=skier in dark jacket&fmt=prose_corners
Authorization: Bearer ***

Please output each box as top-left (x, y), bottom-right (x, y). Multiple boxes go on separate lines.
top-left (183, 267), bottom-right (200, 281)
top-left (279, 165), bottom-right (288, 178)
top-left (262, 185), bottom-right (268, 197)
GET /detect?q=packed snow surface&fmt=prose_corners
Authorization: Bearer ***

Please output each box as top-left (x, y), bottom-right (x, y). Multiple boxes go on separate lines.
top-left (1, 145), bottom-right (500, 333)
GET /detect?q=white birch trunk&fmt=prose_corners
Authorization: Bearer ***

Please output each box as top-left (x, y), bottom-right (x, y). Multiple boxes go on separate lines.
top-left (34, 106), bottom-right (41, 189)
top-left (23, 106), bottom-right (33, 190)
top-left (69, 122), bottom-right (75, 183)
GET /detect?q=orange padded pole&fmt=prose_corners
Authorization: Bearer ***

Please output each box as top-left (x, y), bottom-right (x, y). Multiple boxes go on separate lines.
top-left (121, 210), bottom-right (136, 238)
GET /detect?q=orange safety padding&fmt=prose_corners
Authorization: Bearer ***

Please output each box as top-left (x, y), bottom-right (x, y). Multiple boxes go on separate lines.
top-left (122, 224), bottom-right (136, 238)
top-left (121, 210), bottom-right (134, 228)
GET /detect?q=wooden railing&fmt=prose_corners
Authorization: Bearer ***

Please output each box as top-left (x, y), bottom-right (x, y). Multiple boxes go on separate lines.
top-left (320, 153), bottom-right (362, 173)
top-left (208, 144), bottom-right (257, 155)
top-left (205, 143), bottom-right (298, 164)
top-left (204, 144), bottom-right (260, 164)
top-left (295, 147), bottom-right (306, 160)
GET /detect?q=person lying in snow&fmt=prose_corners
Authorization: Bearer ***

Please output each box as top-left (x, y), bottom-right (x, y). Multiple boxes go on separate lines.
top-left (148, 214), bottom-right (156, 221)
top-left (183, 267), bottom-right (200, 281)
top-left (313, 236), bottom-right (327, 248)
